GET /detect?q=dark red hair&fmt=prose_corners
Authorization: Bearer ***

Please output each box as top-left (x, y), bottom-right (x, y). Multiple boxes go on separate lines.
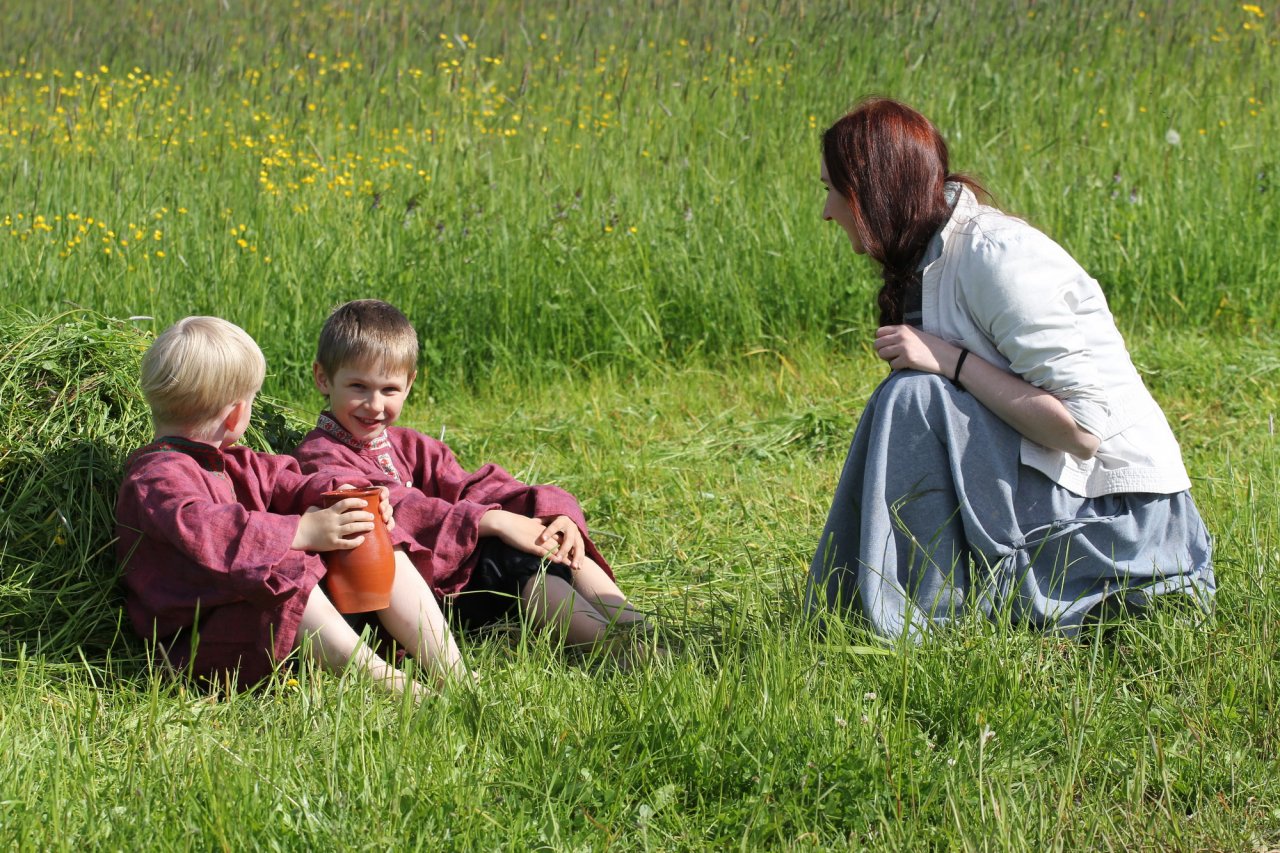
top-left (822, 97), bottom-right (988, 325)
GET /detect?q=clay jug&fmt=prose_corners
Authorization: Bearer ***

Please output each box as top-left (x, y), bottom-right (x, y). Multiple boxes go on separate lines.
top-left (320, 487), bottom-right (395, 613)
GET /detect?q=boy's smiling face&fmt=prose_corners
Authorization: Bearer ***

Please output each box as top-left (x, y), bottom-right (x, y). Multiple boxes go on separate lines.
top-left (313, 360), bottom-right (415, 444)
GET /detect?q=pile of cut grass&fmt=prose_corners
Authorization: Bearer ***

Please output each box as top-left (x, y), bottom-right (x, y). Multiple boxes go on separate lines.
top-left (0, 310), bottom-right (308, 661)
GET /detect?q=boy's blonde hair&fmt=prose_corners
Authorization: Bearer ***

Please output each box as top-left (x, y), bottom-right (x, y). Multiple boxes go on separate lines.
top-left (141, 316), bottom-right (266, 434)
top-left (315, 299), bottom-right (419, 381)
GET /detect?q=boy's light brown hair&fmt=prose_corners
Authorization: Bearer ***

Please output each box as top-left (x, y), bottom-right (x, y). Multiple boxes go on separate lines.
top-left (315, 300), bottom-right (419, 381)
top-left (141, 316), bottom-right (266, 434)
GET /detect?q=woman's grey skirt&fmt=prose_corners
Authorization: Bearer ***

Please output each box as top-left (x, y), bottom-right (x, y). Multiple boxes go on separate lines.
top-left (806, 371), bottom-right (1215, 640)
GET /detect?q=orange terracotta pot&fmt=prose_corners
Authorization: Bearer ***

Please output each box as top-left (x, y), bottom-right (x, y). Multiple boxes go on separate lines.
top-left (320, 487), bottom-right (395, 613)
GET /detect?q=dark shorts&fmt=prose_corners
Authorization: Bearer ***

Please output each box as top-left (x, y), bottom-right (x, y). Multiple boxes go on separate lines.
top-left (448, 538), bottom-right (573, 631)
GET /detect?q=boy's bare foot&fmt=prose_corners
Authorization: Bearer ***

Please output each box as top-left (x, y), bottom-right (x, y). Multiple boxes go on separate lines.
top-left (380, 670), bottom-right (427, 700)
top-left (607, 620), bottom-right (669, 671)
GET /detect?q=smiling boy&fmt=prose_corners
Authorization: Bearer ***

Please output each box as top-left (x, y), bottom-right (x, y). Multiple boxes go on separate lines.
top-left (293, 300), bottom-right (652, 657)
top-left (116, 315), bottom-right (466, 695)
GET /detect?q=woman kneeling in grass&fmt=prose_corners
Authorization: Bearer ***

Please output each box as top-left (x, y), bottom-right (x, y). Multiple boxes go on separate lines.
top-left (807, 97), bottom-right (1214, 639)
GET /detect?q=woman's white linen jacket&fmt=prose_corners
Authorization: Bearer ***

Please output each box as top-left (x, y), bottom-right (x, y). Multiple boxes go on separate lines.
top-left (920, 185), bottom-right (1191, 498)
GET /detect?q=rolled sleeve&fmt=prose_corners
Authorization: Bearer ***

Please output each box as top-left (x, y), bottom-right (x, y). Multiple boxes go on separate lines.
top-left (961, 226), bottom-right (1112, 436)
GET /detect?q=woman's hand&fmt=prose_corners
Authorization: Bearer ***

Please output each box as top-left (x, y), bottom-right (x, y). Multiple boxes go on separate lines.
top-left (873, 325), bottom-right (962, 376)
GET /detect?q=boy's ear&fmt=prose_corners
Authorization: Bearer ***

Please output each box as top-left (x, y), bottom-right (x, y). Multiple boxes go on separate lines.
top-left (312, 361), bottom-right (331, 395)
top-left (406, 369), bottom-right (418, 391)
top-left (222, 398), bottom-right (249, 430)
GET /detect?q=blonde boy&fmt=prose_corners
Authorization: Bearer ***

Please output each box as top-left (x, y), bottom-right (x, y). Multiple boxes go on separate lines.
top-left (115, 316), bottom-right (467, 692)
top-left (294, 300), bottom-right (651, 655)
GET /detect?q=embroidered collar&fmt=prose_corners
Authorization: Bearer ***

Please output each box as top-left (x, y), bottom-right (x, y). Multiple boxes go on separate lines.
top-left (316, 412), bottom-right (392, 453)
top-left (315, 412), bottom-right (405, 485)
top-left (130, 436), bottom-right (227, 473)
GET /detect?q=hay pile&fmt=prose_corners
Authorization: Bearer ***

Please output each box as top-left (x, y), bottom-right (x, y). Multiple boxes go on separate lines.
top-left (0, 310), bottom-right (308, 661)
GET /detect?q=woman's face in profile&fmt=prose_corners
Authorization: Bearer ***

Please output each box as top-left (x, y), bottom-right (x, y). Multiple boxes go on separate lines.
top-left (820, 157), bottom-right (865, 255)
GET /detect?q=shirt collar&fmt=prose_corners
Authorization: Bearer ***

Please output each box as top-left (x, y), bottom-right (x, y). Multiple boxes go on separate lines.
top-left (939, 182), bottom-right (982, 245)
top-left (130, 436), bottom-right (227, 473)
top-left (316, 412), bottom-right (392, 453)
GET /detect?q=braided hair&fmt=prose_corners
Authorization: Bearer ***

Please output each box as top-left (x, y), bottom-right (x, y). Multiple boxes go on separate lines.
top-left (821, 98), bottom-right (989, 325)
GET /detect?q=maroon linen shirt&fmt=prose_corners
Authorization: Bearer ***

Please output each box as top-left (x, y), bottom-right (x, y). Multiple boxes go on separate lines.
top-left (292, 414), bottom-right (612, 596)
top-left (114, 436), bottom-right (362, 686)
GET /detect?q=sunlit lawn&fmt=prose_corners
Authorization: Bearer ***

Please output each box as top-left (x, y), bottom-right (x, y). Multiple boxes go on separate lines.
top-left (1, 1), bottom-right (1277, 848)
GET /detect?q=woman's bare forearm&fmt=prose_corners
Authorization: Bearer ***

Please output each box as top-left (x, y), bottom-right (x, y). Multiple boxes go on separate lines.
top-left (874, 324), bottom-right (1100, 459)
top-left (944, 347), bottom-right (1100, 459)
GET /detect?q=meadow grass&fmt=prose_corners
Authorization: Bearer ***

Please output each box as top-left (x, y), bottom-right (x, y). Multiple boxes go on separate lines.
top-left (0, 1), bottom-right (1278, 849)
top-left (0, 1), bottom-right (1274, 395)
top-left (2, 313), bottom-right (1278, 849)
top-left (0, 325), bottom-right (1274, 845)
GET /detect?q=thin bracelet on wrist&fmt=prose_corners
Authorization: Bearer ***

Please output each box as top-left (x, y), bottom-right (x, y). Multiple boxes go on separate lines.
top-left (951, 348), bottom-right (970, 393)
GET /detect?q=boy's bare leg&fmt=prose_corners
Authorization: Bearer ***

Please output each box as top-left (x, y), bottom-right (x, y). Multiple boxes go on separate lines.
top-left (571, 558), bottom-right (666, 665)
top-left (571, 557), bottom-right (648, 626)
top-left (521, 567), bottom-right (660, 651)
top-left (297, 585), bottom-right (420, 697)
top-left (520, 573), bottom-right (617, 649)
top-left (376, 550), bottom-right (470, 687)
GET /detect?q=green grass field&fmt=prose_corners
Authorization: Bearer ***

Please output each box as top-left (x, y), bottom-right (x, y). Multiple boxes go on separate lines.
top-left (1, 1), bottom-right (1277, 849)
